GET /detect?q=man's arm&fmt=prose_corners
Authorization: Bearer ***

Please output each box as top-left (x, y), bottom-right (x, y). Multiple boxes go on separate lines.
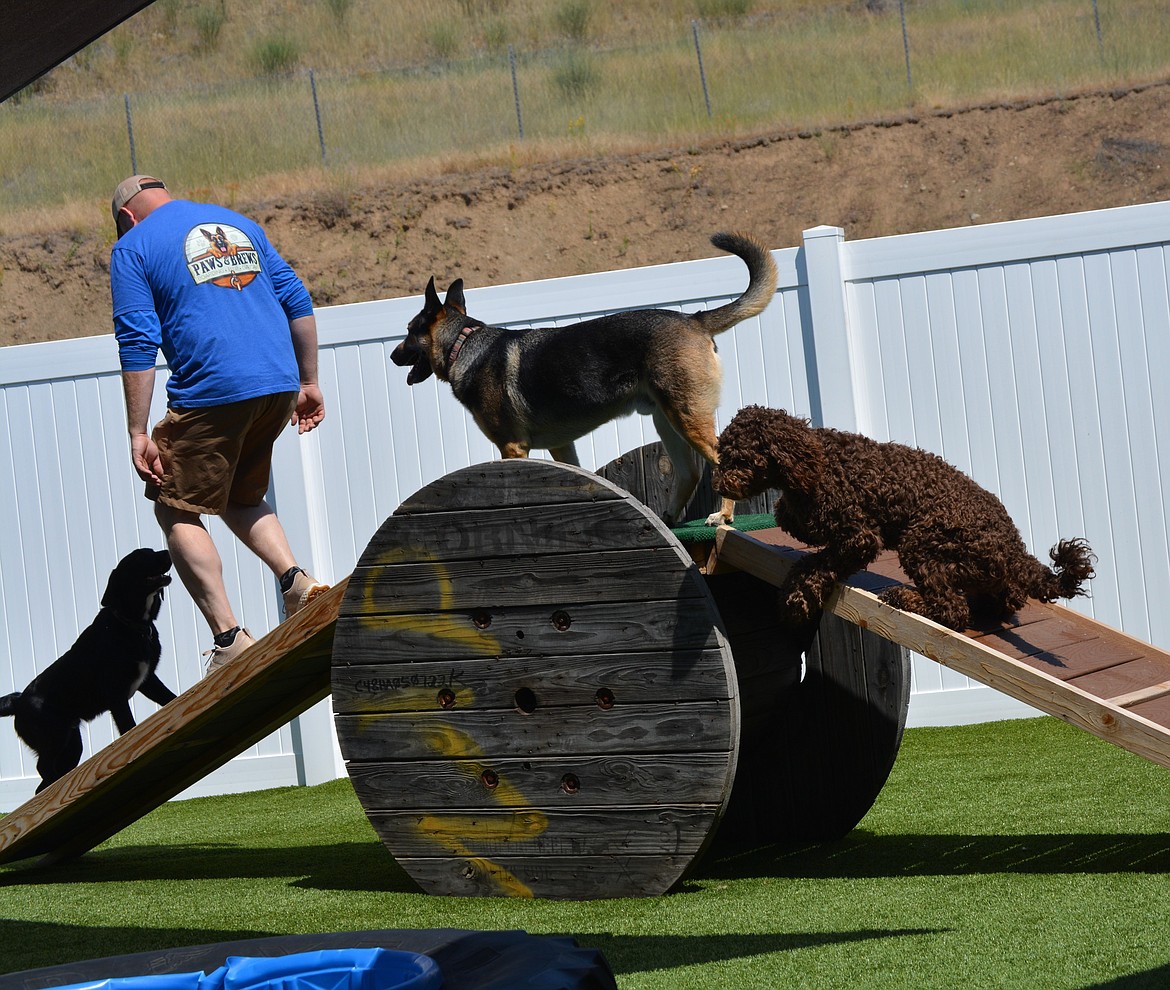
top-left (112, 298), bottom-right (165, 485)
top-left (289, 313), bottom-right (325, 435)
top-left (122, 368), bottom-right (164, 485)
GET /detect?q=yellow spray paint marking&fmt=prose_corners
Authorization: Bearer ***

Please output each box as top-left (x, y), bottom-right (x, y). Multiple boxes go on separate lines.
top-left (354, 554), bottom-right (503, 655)
top-left (460, 857), bottom-right (534, 899)
top-left (350, 686), bottom-right (477, 715)
top-left (350, 551), bottom-right (547, 895)
top-left (416, 811), bottom-right (548, 841)
top-left (423, 724), bottom-right (538, 810)
top-left (415, 722), bottom-right (549, 898)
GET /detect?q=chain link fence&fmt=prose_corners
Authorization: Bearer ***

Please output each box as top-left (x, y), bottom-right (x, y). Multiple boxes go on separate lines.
top-left (0, 0), bottom-right (1159, 212)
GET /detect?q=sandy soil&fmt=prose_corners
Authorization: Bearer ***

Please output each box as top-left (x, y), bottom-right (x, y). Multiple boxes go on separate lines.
top-left (3, 82), bottom-right (1169, 348)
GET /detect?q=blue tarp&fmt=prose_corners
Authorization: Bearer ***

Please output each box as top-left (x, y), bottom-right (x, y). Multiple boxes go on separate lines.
top-left (42, 948), bottom-right (442, 990)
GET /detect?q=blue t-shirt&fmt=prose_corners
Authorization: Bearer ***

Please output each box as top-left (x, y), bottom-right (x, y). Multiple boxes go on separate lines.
top-left (111, 200), bottom-right (313, 408)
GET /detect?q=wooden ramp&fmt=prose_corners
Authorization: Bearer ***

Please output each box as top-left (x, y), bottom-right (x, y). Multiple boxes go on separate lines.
top-left (6, 500), bottom-right (1170, 877)
top-left (0, 580), bottom-right (347, 866)
top-left (710, 525), bottom-right (1170, 771)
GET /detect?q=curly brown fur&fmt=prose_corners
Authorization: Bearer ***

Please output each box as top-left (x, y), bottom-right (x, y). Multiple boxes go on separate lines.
top-left (713, 404), bottom-right (1096, 630)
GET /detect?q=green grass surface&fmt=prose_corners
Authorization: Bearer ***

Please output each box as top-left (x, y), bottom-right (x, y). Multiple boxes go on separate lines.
top-left (2, 716), bottom-right (1169, 988)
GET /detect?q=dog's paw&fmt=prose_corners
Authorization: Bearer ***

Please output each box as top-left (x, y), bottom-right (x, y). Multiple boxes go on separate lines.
top-left (879, 586), bottom-right (920, 612)
top-left (879, 586), bottom-right (970, 627)
top-left (703, 510), bottom-right (732, 527)
top-left (780, 588), bottom-right (815, 624)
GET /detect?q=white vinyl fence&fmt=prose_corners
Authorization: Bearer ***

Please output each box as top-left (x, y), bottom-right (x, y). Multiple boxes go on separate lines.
top-left (2, 199), bottom-right (1169, 807)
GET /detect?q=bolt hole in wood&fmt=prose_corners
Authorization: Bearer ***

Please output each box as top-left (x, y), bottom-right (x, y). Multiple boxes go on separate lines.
top-left (514, 686), bottom-right (537, 714)
top-left (480, 768), bottom-right (499, 790)
top-left (472, 609), bottom-right (492, 629)
top-left (551, 609), bottom-right (572, 631)
top-left (437, 688), bottom-right (456, 709)
top-left (595, 688), bottom-right (615, 710)
top-left (561, 773), bottom-right (581, 795)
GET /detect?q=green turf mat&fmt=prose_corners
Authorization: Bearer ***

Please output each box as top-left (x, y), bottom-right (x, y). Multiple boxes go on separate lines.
top-left (670, 512), bottom-right (775, 544)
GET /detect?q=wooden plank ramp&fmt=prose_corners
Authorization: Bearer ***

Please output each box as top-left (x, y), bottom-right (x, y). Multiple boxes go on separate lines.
top-left (711, 525), bottom-right (1170, 770)
top-left (0, 580), bottom-right (348, 866)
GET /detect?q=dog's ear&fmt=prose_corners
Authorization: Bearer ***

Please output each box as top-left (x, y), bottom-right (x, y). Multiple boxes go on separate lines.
top-left (424, 276), bottom-right (441, 311)
top-left (100, 569), bottom-right (119, 609)
top-left (773, 414), bottom-right (825, 493)
top-left (444, 279), bottom-right (467, 315)
top-left (100, 551), bottom-right (139, 609)
top-left (713, 407), bottom-right (773, 498)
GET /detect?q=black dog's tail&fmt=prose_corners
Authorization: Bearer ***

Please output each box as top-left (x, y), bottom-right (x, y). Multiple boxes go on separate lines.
top-left (0, 692), bottom-right (19, 717)
top-left (693, 232), bottom-right (779, 337)
top-left (1033, 538), bottom-right (1096, 602)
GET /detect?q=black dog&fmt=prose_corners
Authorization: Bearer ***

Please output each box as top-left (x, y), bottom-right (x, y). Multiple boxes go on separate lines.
top-left (0, 548), bottom-right (177, 793)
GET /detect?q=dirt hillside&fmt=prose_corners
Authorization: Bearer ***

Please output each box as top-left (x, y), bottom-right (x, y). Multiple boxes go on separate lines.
top-left (3, 82), bottom-right (1170, 348)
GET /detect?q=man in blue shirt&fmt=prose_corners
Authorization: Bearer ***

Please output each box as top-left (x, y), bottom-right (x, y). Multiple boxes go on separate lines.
top-left (110, 175), bottom-right (328, 673)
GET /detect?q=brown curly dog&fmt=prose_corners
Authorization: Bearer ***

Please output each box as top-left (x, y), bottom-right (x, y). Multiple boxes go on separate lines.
top-left (713, 404), bottom-right (1096, 630)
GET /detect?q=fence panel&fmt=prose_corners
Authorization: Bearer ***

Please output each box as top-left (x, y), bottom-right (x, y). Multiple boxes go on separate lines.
top-left (837, 201), bottom-right (1170, 721)
top-left (5, 201), bottom-right (1170, 799)
top-left (0, 343), bottom-right (302, 808)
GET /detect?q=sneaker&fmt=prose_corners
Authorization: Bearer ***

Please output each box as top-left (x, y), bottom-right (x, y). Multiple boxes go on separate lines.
top-left (203, 627), bottom-right (256, 675)
top-left (283, 569), bottom-right (330, 618)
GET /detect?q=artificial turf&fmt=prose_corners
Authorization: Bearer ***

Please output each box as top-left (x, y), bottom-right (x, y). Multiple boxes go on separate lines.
top-left (2, 716), bottom-right (1169, 989)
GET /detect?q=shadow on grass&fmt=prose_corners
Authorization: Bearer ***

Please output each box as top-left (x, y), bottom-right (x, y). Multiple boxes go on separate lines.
top-left (1084, 964), bottom-right (1170, 989)
top-left (576, 928), bottom-right (942, 976)
top-left (696, 829), bottom-right (1170, 883)
top-left (0, 841), bottom-right (418, 892)
top-left (0, 920), bottom-right (278, 978)
top-left (3, 828), bottom-right (1169, 894)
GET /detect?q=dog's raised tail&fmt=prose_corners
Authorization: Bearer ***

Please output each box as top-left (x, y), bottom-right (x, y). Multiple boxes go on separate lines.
top-left (0, 692), bottom-right (19, 717)
top-left (1035, 538), bottom-right (1096, 602)
top-left (694, 232), bottom-right (779, 336)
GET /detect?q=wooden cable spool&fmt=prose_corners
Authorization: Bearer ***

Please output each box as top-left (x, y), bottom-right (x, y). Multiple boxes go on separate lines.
top-left (333, 445), bottom-right (911, 898)
top-left (332, 459), bottom-right (740, 899)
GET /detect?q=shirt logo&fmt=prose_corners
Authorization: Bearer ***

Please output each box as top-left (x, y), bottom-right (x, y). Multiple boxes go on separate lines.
top-left (185, 224), bottom-right (261, 291)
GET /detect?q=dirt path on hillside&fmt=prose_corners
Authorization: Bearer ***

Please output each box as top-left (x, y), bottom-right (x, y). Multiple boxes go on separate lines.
top-left (3, 82), bottom-right (1170, 348)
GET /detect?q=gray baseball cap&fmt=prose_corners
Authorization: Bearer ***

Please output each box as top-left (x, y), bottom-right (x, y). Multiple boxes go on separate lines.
top-left (112, 175), bottom-right (167, 236)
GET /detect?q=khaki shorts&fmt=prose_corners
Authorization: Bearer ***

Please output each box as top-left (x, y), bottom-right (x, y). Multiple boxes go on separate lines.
top-left (147, 392), bottom-right (298, 515)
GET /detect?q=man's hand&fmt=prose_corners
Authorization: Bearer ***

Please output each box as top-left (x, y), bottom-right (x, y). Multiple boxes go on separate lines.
top-left (292, 382), bottom-right (325, 435)
top-left (131, 432), bottom-right (164, 486)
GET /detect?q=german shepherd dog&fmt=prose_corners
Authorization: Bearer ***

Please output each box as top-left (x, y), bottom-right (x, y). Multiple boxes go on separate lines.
top-left (391, 232), bottom-right (779, 526)
top-left (0, 548), bottom-right (177, 793)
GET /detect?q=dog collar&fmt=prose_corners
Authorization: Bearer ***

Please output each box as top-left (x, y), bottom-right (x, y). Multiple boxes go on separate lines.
top-left (446, 325), bottom-right (477, 369)
top-left (102, 605), bottom-right (154, 637)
